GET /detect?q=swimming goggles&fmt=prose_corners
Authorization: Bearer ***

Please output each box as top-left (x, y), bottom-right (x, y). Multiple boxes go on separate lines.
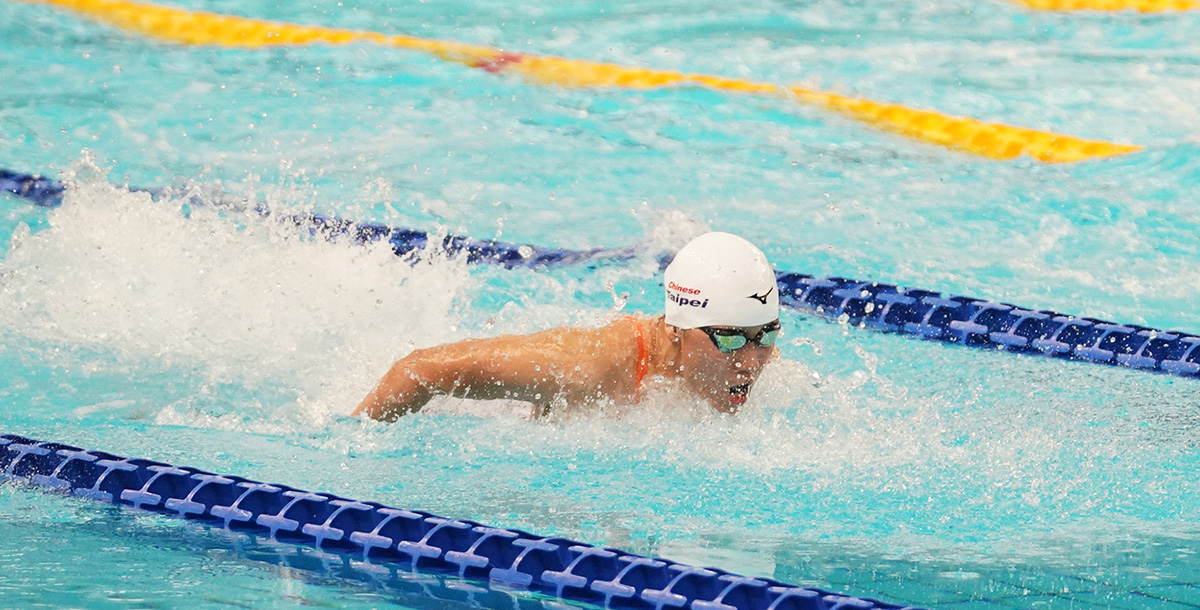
top-left (700, 321), bottom-right (782, 353)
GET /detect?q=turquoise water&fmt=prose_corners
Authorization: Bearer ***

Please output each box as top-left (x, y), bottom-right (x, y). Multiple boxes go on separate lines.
top-left (2, 0), bottom-right (1200, 608)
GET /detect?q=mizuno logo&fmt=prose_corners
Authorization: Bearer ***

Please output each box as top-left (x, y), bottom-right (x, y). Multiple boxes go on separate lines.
top-left (747, 287), bottom-right (773, 304)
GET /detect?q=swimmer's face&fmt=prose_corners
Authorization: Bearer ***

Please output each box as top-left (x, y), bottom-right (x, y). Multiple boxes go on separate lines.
top-left (673, 321), bottom-right (779, 414)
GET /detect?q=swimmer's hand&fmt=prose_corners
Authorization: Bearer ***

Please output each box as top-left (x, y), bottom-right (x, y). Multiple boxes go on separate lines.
top-left (353, 354), bottom-right (440, 422)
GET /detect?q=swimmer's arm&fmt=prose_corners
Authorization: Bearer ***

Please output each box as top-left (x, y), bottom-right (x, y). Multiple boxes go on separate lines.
top-left (353, 327), bottom-right (614, 422)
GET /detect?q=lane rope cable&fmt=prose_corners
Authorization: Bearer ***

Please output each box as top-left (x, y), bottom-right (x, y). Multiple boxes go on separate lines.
top-left (12, 0), bottom-right (1141, 164)
top-left (3, 168), bottom-right (1197, 379)
top-left (0, 433), bottom-right (923, 610)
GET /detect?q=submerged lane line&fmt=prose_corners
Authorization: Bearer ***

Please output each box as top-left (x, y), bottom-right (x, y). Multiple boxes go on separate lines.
top-left (16, 0), bottom-right (1142, 163)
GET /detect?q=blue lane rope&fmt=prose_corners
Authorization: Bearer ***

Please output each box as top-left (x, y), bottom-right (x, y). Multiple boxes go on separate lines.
top-left (0, 169), bottom-right (65, 207)
top-left (0, 169), bottom-right (631, 269)
top-left (774, 274), bottom-right (1200, 377)
top-left (3, 168), bottom-right (1198, 378)
top-left (0, 434), bottom-right (920, 610)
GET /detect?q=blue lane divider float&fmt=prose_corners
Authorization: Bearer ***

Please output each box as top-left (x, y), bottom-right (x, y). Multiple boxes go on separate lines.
top-left (0, 169), bottom-right (65, 206)
top-left (0, 434), bottom-right (920, 610)
top-left (3, 168), bottom-right (1198, 378)
top-left (0, 169), bottom-right (631, 269)
top-left (773, 273), bottom-right (1200, 377)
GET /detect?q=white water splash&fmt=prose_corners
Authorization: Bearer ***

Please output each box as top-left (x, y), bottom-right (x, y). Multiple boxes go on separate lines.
top-left (0, 165), bottom-right (475, 423)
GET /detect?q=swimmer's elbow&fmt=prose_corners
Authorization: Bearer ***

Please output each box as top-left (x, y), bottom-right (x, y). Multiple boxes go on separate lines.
top-left (396, 349), bottom-right (448, 392)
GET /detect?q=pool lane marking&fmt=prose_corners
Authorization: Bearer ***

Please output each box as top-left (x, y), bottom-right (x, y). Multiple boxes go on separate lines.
top-left (1011, 0), bottom-right (1197, 11)
top-left (16, 0), bottom-right (1142, 164)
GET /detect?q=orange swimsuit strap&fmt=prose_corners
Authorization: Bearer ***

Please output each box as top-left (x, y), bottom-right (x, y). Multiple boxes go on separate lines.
top-left (625, 316), bottom-right (649, 401)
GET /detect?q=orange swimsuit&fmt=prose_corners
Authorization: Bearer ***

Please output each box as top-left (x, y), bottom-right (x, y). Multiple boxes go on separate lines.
top-left (626, 316), bottom-right (649, 402)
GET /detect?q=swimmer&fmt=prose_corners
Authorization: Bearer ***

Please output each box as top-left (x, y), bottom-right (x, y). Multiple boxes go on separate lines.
top-left (354, 231), bottom-right (781, 421)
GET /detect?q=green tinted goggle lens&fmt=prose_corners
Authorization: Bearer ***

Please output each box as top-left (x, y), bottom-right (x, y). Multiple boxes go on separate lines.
top-left (706, 327), bottom-right (781, 353)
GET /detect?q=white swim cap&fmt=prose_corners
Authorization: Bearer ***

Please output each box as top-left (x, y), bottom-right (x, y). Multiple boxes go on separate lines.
top-left (663, 232), bottom-right (779, 329)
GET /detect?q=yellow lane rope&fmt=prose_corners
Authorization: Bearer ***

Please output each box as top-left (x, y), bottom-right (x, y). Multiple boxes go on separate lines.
top-left (1011, 0), bottom-right (1197, 11)
top-left (18, 0), bottom-right (1143, 163)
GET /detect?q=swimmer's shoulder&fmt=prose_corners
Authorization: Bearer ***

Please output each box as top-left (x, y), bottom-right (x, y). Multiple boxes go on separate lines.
top-left (545, 315), bottom-right (648, 369)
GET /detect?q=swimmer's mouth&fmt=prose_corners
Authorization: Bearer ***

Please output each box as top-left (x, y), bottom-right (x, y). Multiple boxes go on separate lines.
top-left (729, 382), bottom-right (752, 398)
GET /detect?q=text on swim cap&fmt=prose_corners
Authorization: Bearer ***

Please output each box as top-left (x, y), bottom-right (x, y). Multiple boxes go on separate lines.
top-left (668, 281), bottom-right (701, 295)
top-left (668, 289), bottom-right (708, 309)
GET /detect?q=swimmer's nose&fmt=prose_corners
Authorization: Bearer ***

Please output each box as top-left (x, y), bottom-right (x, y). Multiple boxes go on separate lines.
top-left (733, 346), bottom-right (772, 369)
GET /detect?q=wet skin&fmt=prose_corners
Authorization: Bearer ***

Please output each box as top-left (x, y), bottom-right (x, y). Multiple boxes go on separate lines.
top-left (355, 317), bottom-right (781, 421)
top-left (672, 321), bottom-right (778, 414)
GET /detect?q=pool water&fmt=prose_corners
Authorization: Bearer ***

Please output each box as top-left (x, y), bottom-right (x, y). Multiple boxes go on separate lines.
top-left (2, 0), bottom-right (1200, 608)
